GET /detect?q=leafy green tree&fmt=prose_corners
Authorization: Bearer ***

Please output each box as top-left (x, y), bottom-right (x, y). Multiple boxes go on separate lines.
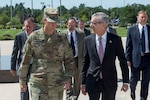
top-left (36, 15), bottom-right (43, 24)
top-left (10, 17), bottom-right (21, 26)
top-left (13, 3), bottom-right (26, 23)
top-left (81, 15), bottom-right (88, 22)
top-left (0, 13), bottom-right (10, 28)
top-left (69, 6), bottom-right (79, 17)
top-left (145, 4), bottom-right (150, 23)
top-left (34, 9), bottom-right (43, 23)
top-left (79, 4), bottom-right (86, 10)
top-left (0, 2), bottom-right (150, 29)
top-left (58, 5), bottom-right (68, 16)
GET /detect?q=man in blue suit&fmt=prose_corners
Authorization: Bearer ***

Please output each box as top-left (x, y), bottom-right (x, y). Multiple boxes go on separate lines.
top-left (81, 12), bottom-right (129, 100)
top-left (126, 10), bottom-right (150, 100)
top-left (10, 18), bottom-right (35, 100)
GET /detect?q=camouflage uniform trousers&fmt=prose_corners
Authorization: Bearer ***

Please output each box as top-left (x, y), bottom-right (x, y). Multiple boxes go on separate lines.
top-left (30, 83), bottom-right (63, 100)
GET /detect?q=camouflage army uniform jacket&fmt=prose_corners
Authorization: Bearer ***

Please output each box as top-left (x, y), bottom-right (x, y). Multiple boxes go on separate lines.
top-left (19, 28), bottom-right (75, 87)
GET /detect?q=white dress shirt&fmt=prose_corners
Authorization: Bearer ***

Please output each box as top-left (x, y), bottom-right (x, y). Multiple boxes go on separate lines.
top-left (96, 31), bottom-right (107, 55)
top-left (67, 30), bottom-right (78, 57)
top-left (138, 24), bottom-right (149, 53)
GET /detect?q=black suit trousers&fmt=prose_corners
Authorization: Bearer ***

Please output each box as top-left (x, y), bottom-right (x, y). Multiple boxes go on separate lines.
top-left (86, 75), bottom-right (116, 100)
top-left (130, 55), bottom-right (150, 99)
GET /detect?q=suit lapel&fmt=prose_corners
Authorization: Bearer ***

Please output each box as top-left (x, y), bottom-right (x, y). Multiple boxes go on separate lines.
top-left (91, 34), bottom-right (100, 63)
top-left (109, 27), bottom-right (113, 33)
top-left (76, 30), bottom-right (81, 51)
top-left (103, 33), bottom-right (113, 62)
top-left (22, 31), bottom-right (27, 42)
top-left (21, 32), bottom-right (27, 46)
top-left (134, 25), bottom-right (141, 42)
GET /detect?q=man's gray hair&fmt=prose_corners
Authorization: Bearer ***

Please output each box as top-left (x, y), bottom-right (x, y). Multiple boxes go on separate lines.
top-left (92, 12), bottom-right (109, 25)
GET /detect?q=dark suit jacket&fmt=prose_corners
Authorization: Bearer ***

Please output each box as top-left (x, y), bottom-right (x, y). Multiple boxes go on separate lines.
top-left (11, 31), bottom-right (27, 71)
top-left (126, 24), bottom-right (150, 68)
top-left (82, 33), bottom-right (129, 93)
top-left (84, 28), bottom-right (91, 36)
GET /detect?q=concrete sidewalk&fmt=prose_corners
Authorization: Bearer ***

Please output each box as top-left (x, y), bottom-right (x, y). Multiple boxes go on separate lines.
top-left (0, 82), bottom-right (150, 100)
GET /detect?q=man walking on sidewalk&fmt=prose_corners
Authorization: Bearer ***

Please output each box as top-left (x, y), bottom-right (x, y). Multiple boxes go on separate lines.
top-left (10, 17), bottom-right (35, 100)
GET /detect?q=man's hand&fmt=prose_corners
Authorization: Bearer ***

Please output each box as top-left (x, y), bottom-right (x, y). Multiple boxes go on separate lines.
top-left (127, 61), bottom-right (131, 68)
top-left (20, 85), bottom-right (27, 92)
top-left (121, 84), bottom-right (128, 92)
top-left (10, 70), bottom-right (16, 76)
top-left (63, 81), bottom-right (70, 90)
top-left (81, 85), bottom-right (87, 95)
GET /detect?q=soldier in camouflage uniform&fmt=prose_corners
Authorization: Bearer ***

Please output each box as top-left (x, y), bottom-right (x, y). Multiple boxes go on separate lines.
top-left (19, 8), bottom-right (75, 100)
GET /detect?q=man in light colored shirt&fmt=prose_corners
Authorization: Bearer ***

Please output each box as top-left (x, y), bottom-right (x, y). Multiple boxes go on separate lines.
top-left (10, 17), bottom-right (34, 100)
top-left (126, 10), bottom-right (150, 100)
top-left (62, 18), bottom-right (85, 100)
top-left (81, 12), bottom-right (129, 100)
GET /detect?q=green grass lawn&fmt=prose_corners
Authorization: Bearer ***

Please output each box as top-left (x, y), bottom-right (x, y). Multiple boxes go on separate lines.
top-left (0, 29), bottom-right (21, 36)
top-left (0, 27), bottom-right (128, 40)
top-left (0, 29), bottom-right (21, 40)
top-left (116, 27), bottom-right (128, 37)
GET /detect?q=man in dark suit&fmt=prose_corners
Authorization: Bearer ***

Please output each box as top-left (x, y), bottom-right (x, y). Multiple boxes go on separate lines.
top-left (126, 10), bottom-right (150, 100)
top-left (78, 20), bottom-right (91, 36)
top-left (10, 18), bottom-right (35, 100)
top-left (81, 12), bottom-right (129, 100)
top-left (62, 18), bottom-right (85, 100)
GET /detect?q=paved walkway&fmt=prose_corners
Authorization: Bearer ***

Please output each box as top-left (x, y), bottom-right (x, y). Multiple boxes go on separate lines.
top-left (0, 38), bottom-right (150, 100)
top-left (0, 81), bottom-right (150, 100)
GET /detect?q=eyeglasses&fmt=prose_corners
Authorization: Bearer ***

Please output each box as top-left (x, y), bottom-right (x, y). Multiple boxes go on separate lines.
top-left (90, 21), bottom-right (101, 25)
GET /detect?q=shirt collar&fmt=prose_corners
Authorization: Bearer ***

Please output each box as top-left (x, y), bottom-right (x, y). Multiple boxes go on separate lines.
top-left (106, 27), bottom-right (110, 32)
top-left (67, 30), bottom-right (75, 35)
top-left (138, 23), bottom-right (146, 30)
top-left (79, 28), bottom-right (84, 31)
top-left (96, 31), bottom-right (107, 41)
top-left (24, 30), bottom-right (30, 38)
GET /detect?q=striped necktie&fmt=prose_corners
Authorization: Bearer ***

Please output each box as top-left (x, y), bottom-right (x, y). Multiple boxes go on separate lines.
top-left (99, 37), bottom-right (104, 63)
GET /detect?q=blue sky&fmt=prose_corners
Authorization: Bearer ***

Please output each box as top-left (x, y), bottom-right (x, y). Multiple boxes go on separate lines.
top-left (0, 0), bottom-right (149, 9)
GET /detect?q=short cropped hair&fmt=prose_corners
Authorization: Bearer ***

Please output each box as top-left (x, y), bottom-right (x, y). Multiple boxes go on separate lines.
top-left (92, 12), bottom-right (109, 25)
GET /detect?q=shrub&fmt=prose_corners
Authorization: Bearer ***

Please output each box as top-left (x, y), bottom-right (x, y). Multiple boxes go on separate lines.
top-left (6, 25), bottom-right (11, 29)
top-left (0, 25), bottom-right (4, 29)
top-left (2, 34), bottom-right (13, 40)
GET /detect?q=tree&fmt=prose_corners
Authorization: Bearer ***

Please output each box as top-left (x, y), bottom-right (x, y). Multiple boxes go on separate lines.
top-left (0, 13), bottom-right (10, 28)
top-left (57, 5), bottom-right (68, 16)
top-left (69, 6), bottom-right (79, 17)
top-left (81, 15), bottom-right (88, 22)
top-left (79, 3), bottom-right (86, 10)
top-left (10, 17), bottom-right (21, 26)
top-left (0, 2), bottom-right (150, 29)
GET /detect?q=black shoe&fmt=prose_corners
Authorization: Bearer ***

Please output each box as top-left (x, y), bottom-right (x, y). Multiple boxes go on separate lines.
top-left (131, 92), bottom-right (135, 100)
